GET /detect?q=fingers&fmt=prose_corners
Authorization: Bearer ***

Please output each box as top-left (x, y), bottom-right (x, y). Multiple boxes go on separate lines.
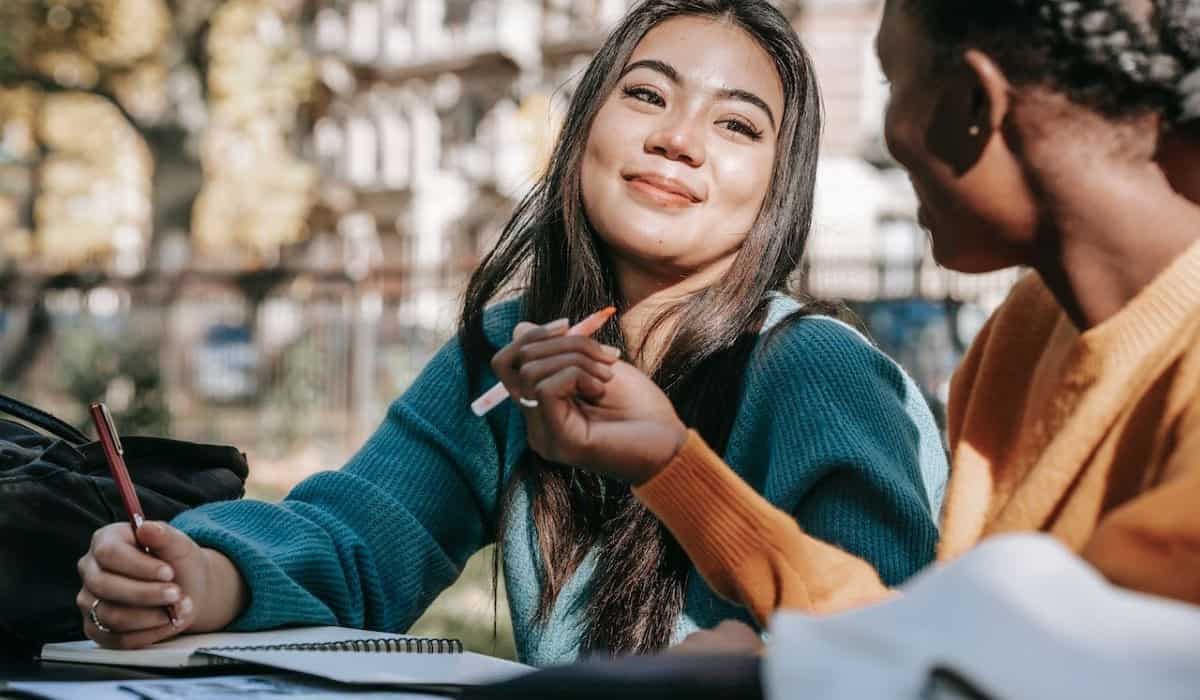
top-left (77, 555), bottom-right (182, 607)
top-left (669, 620), bottom-right (764, 656)
top-left (80, 594), bottom-right (186, 650)
top-left (133, 521), bottom-right (199, 565)
top-left (491, 319), bottom-right (569, 397)
top-left (512, 321), bottom-right (541, 340)
top-left (84, 616), bottom-right (181, 650)
top-left (521, 366), bottom-right (607, 463)
top-left (500, 333), bottom-right (619, 405)
top-left (532, 366), bottom-right (608, 405)
top-left (517, 335), bottom-right (621, 367)
top-left (76, 521), bottom-right (199, 649)
top-left (517, 352), bottom-right (614, 402)
top-left (89, 526), bottom-right (176, 583)
top-left (77, 589), bottom-right (179, 635)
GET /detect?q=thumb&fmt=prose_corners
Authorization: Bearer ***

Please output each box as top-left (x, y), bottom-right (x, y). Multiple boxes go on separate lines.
top-left (577, 373), bottom-right (607, 402)
top-left (136, 521), bottom-right (199, 564)
top-left (512, 322), bottom-right (539, 340)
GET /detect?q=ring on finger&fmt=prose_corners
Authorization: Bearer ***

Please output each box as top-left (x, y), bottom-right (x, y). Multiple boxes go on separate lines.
top-left (89, 598), bottom-right (112, 633)
top-left (518, 397), bottom-right (539, 408)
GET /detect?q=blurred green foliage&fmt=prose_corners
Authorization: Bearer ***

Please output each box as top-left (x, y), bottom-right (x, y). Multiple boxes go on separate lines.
top-left (52, 323), bottom-right (170, 435)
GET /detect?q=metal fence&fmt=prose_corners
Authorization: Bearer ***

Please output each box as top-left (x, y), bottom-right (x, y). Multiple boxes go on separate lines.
top-left (0, 258), bottom-right (1019, 494)
top-left (0, 267), bottom-right (453, 496)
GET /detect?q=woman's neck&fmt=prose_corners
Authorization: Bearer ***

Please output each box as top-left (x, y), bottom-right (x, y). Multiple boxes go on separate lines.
top-left (614, 254), bottom-right (735, 370)
top-left (1031, 160), bottom-right (1200, 331)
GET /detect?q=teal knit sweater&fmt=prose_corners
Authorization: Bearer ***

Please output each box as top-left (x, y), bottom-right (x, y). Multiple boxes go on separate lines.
top-left (173, 297), bottom-right (947, 666)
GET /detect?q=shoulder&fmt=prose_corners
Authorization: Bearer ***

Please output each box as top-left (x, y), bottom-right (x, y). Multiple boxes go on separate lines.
top-left (750, 305), bottom-right (908, 397)
top-left (740, 306), bottom-right (939, 448)
top-left (400, 298), bottom-right (524, 404)
top-left (420, 297), bottom-right (524, 375)
top-left (481, 297), bottom-right (525, 348)
top-left (733, 301), bottom-right (948, 514)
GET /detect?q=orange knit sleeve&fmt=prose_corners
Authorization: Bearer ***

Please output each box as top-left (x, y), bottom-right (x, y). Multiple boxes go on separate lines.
top-left (633, 430), bottom-right (893, 625)
top-left (1083, 393), bottom-right (1200, 605)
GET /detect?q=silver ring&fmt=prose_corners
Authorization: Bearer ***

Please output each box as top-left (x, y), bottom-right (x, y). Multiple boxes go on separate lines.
top-left (89, 598), bottom-right (112, 633)
top-left (518, 397), bottom-right (539, 408)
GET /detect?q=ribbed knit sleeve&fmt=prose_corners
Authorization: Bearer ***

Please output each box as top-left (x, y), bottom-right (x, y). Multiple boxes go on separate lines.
top-left (637, 316), bottom-right (946, 619)
top-left (172, 322), bottom-right (508, 634)
top-left (635, 431), bottom-right (892, 623)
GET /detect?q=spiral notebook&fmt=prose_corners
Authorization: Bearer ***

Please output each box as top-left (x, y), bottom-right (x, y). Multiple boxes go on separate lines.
top-left (40, 626), bottom-right (532, 688)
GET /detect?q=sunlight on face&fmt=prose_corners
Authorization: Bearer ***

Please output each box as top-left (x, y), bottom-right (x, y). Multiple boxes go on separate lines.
top-left (581, 16), bottom-right (784, 281)
top-left (876, 0), bottom-right (1036, 273)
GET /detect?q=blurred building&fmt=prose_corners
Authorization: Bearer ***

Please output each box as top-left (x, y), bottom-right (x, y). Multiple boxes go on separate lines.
top-left (303, 0), bottom-right (1017, 408)
top-left (304, 0), bottom-right (1018, 315)
top-left (0, 0), bottom-right (1020, 460)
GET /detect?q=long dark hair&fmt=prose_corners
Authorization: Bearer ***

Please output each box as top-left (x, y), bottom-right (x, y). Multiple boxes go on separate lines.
top-left (459, 0), bottom-right (822, 656)
top-left (905, 0), bottom-right (1200, 127)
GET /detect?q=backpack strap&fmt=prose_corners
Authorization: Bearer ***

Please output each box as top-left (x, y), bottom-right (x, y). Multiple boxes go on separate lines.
top-left (0, 394), bottom-right (90, 445)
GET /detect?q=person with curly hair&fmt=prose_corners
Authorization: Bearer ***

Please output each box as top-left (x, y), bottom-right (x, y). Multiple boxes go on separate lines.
top-left (497, 0), bottom-right (1200, 641)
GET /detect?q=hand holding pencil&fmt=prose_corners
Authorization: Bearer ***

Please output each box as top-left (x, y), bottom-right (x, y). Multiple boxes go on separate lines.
top-left (486, 307), bottom-right (687, 484)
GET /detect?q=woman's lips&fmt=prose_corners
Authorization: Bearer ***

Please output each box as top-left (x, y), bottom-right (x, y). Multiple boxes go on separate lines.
top-left (623, 174), bottom-right (702, 208)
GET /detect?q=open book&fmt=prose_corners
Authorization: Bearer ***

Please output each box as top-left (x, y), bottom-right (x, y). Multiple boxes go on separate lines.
top-left (40, 626), bottom-right (531, 688)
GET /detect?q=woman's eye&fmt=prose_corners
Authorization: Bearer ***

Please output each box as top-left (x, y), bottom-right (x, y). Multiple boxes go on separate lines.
top-left (622, 85), bottom-right (665, 107)
top-left (719, 118), bottom-right (763, 141)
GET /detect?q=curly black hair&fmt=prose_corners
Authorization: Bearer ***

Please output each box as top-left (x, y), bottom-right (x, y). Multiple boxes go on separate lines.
top-left (904, 0), bottom-right (1200, 124)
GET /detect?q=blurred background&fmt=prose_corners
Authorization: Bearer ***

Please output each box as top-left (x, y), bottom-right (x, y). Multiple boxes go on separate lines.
top-left (0, 0), bottom-right (1019, 658)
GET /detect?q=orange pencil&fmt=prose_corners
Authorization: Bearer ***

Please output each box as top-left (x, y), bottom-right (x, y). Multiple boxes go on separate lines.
top-left (471, 306), bottom-right (616, 417)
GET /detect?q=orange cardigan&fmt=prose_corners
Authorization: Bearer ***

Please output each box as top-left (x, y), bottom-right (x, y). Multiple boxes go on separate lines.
top-left (636, 242), bottom-right (1200, 623)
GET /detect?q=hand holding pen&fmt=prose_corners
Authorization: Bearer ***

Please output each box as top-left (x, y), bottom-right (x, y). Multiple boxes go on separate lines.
top-left (76, 403), bottom-right (247, 649)
top-left (485, 307), bottom-right (687, 484)
top-left (87, 403), bottom-right (179, 629)
top-left (472, 306), bottom-right (617, 416)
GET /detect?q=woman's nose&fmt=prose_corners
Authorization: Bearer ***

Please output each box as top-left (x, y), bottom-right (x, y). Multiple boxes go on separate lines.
top-left (645, 115), bottom-right (706, 167)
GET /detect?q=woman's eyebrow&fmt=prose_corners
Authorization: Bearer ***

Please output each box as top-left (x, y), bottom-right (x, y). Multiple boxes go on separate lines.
top-left (715, 87), bottom-right (775, 131)
top-left (620, 58), bottom-right (680, 82)
top-left (620, 58), bottom-right (776, 130)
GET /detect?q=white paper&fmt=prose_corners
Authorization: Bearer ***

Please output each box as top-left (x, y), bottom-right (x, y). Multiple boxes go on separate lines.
top-left (39, 627), bottom-right (418, 669)
top-left (764, 534), bottom-right (1200, 700)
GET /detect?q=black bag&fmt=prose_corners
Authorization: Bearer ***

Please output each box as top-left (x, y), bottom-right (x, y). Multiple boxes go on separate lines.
top-left (0, 394), bottom-right (248, 658)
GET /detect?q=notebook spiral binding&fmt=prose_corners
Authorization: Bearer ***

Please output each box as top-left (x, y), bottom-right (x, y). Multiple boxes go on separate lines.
top-left (203, 637), bottom-right (464, 654)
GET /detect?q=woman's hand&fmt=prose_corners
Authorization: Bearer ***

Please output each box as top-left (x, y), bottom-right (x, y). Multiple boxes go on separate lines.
top-left (490, 320), bottom-right (688, 485)
top-left (670, 620), bottom-right (765, 656)
top-left (77, 521), bottom-right (246, 649)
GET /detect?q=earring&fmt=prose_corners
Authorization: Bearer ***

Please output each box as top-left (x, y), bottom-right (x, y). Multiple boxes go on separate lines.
top-left (968, 125), bottom-right (981, 137)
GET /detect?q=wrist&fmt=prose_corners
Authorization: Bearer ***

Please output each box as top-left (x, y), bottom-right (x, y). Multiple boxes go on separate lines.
top-left (193, 548), bottom-right (247, 633)
top-left (632, 420), bottom-right (688, 487)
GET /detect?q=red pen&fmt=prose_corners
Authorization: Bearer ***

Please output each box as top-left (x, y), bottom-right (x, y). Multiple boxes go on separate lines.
top-left (89, 402), bottom-right (179, 627)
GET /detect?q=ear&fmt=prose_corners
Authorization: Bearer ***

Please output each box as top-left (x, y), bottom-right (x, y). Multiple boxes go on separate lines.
top-left (924, 49), bottom-right (1011, 176)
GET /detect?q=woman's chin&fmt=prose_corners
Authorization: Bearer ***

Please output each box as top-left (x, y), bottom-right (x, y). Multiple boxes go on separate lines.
top-left (604, 232), bottom-right (693, 264)
top-left (930, 244), bottom-right (1021, 275)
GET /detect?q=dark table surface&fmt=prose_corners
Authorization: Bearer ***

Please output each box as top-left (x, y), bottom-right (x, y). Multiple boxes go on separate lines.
top-left (0, 657), bottom-right (260, 698)
top-left (1, 653), bottom-right (766, 700)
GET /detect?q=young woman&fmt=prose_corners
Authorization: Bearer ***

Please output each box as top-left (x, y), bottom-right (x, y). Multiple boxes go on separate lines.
top-left (74, 0), bottom-right (948, 664)
top-left (500, 0), bottom-right (1200, 635)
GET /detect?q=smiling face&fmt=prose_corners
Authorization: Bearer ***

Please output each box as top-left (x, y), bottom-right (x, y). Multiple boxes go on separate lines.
top-left (580, 15), bottom-right (784, 281)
